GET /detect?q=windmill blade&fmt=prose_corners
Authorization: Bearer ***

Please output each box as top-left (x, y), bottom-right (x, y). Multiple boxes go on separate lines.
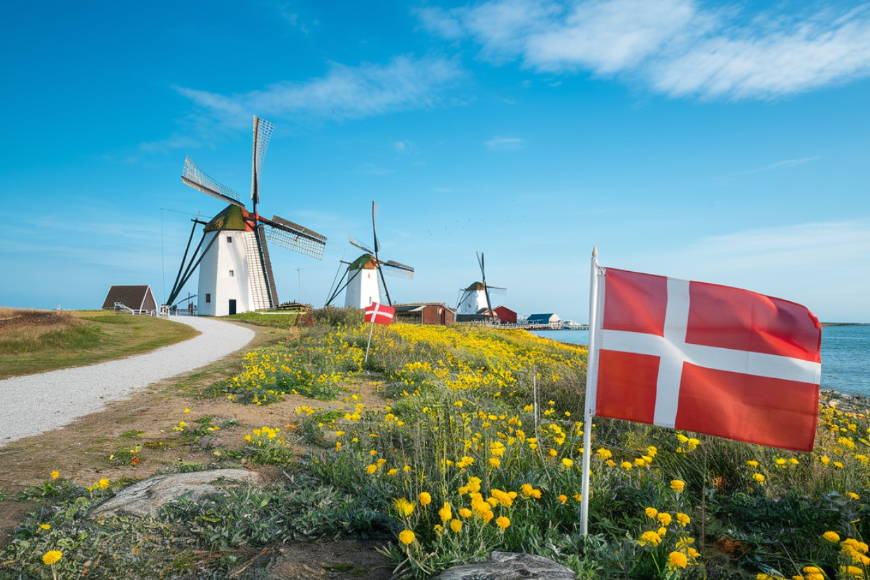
top-left (182, 158), bottom-right (245, 208)
top-left (348, 234), bottom-right (374, 255)
top-left (251, 116), bottom-right (274, 205)
top-left (456, 289), bottom-right (472, 309)
top-left (486, 286), bottom-right (507, 296)
top-left (372, 201), bottom-right (380, 253)
top-left (262, 215), bottom-right (327, 260)
top-left (477, 252), bottom-right (485, 279)
top-left (381, 262), bottom-right (414, 279)
top-left (376, 263), bottom-right (392, 306)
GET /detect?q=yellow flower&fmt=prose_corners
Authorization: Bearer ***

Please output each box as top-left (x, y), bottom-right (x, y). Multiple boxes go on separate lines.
top-left (753, 473), bottom-right (765, 484)
top-left (746, 460), bottom-right (759, 467)
top-left (489, 457), bottom-right (501, 468)
top-left (439, 502), bottom-right (453, 523)
top-left (50, 471), bottom-right (59, 480)
top-left (496, 516), bottom-right (510, 529)
top-left (398, 530), bottom-right (415, 545)
top-left (418, 492), bottom-right (432, 506)
top-left (40, 524), bottom-right (51, 530)
top-left (841, 565), bottom-right (864, 578)
top-left (366, 464), bottom-right (378, 474)
top-left (549, 449), bottom-right (558, 457)
top-left (669, 551), bottom-right (688, 569)
top-left (645, 507), bottom-right (658, 519)
top-left (621, 461), bottom-right (633, 470)
top-left (99, 478), bottom-right (110, 490)
top-left (558, 494), bottom-right (568, 504)
top-left (657, 512), bottom-right (672, 526)
top-left (596, 448), bottom-right (612, 460)
top-left (393, 497), bottom-right (415, 516)
top-left (823, 531), bottom-right (840, 543)
top-left (670, 480), bottom-right (685, 492)
top-left (42, 551), bottom-right (63, 565)
top-left (459, 508), bottom-right (472, 518)
top-left (450, 519), bottom-right (462, 533)
top-left (847, 492), bottom-right (860, 500)
top-left (183, 408), bottom-right (190, 413)
top-left (573, 494), bottom-right (582, 502)
top-left (562, 458), bottom-right (574, 468)
top-left (605, 459), bottom-right (616, 467)
top-left (676, 513), bottom-right (691, 527)
top-left (639, 531), bottom-right (662, 546)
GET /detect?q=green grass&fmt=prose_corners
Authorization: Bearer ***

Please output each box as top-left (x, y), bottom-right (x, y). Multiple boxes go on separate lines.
top-left (0, 311), bottom-right (199, 379)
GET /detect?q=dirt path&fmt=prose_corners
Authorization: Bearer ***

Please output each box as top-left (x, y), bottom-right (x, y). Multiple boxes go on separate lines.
top-left (0, 316), bottom-right (254, 446)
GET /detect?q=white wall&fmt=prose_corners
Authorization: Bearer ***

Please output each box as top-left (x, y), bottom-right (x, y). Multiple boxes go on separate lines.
top-left (197, 231), bottom-right (252, 316)
top-left (457, 289), bottom-right (489, 314)
top-left (345, 266), bottom-right (381, 308)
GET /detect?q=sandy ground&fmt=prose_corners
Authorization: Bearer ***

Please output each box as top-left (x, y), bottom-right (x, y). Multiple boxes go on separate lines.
top-left (0, 316), bottom-right (254, 446)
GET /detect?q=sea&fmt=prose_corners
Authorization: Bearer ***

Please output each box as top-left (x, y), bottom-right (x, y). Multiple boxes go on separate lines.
top-left (529, 325), bottom-right (870, 396)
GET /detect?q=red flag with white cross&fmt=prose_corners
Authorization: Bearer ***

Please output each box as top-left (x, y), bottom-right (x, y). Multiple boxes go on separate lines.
top-left (588, 266), bottom-right (822, 452)
top-left (365, 302), bottom-right (395, 326)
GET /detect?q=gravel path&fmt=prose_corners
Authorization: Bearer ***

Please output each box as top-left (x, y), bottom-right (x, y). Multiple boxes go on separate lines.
top-left (0, 316), bottom-right (254, 447)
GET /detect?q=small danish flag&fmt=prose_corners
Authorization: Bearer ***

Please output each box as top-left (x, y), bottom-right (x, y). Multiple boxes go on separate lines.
top-left (365, 302), bottom-right (395, 326)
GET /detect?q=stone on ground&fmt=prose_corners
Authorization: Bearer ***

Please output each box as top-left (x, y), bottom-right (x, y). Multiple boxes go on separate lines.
top-left (434, 551), bottom-right (574, 580)
top-left (90, 468), bottom-right (263, 518)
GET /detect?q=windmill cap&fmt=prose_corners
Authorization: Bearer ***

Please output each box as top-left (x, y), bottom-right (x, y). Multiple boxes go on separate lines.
top-left (204, 205), bottom-right (253, 232)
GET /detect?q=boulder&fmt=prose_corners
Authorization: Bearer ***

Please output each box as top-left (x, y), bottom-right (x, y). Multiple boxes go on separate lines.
top-left (90, 468), bottom-right (262, 518)
top-left (435, 551), bottom-right (574, 580)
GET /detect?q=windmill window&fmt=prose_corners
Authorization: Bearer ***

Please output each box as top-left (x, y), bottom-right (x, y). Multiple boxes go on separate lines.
top-left (205, 294), bottom-right (211, 303)
top-left (227, 236), bottom-right (233, 243)
top-left (229, 270), bottom-right (235, 277)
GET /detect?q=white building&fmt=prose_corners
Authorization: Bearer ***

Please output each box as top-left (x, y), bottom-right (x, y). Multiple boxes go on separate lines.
top-left (197, 205), bottom-right (276, 316)
top-left (457, 282), bottom-right (490, 315)
top-left (344, 254), bottom-right (382, 308)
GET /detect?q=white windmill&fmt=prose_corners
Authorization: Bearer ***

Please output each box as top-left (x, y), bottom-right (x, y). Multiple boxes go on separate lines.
top-left (456, 252), bottom-right (506, 318)
top-left (324, 202), bottom-right (414, 308)
top-left (167, 116), bottom-right (327, 316)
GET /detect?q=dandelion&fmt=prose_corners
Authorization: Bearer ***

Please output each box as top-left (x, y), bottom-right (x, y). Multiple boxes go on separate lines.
top-left (746, 460), bottom-right (758, 467)
top-left (670, 480), bottom-right (685, 492)
top-left (639, 531), bottom-right (662, 546)
top-left (366, 464), bottom-right (378, 474)
top-left (398, 530), bottom-right (415, 545)
top-left (50, 471), bottom-right (59, 480)
top-left (99, 478), bottom-right (110, 490)
top-left (183, 408), bottom-right (190, 413)
top-left (496, 516), bottom-right (510, 529)
top-left (42, 550), bottom-right (63, 565)
top-left (823, 531), bottom-right (840, 542)
top-left (439, 502), bottom-right (452, 523)
top-left (562, 458), bottom-right (573, 468)
top-left (418, 492), bottom-right (432, 506)
top-left (668, 551), bottom-right (688, 569)
top-left (753, 473), bottom-right (765, 485)
top-left (40, 524), bottom-right (50, 530)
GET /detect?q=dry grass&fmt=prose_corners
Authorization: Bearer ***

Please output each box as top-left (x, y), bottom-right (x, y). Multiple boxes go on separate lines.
top-left (0, 309), bottom-right (199, 379)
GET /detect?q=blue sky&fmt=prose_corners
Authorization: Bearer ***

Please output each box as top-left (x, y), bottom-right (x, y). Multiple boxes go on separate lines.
top-left (1, 0), bottom-right (868, 322)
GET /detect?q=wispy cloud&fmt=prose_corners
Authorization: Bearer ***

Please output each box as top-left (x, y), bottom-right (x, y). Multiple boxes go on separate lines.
top-left (741, 156), bottom-right (824, 175)
top-left (419, 0), bottom-right (870, 100)
top-left (485, 136), bottom-right (526, 150)
top-left (175, 55), bottom-right (463, 128)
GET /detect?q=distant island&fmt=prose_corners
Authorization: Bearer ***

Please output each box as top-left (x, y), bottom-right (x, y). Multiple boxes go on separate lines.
top-left (821, 322), bottom-right (870, 326)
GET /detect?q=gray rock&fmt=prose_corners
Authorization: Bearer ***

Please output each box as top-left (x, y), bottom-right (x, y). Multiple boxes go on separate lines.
top-left (435, 551), bottom-right (575, 580)
top-left (90, 468), bottom-right (263, 518)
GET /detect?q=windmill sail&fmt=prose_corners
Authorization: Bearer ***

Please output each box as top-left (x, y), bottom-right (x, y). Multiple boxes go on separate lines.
top-left (348, 234), bottom-right (374, 255)
top-left (251, 116), bottom-right (274, 205)
top-left (263, 215), bottom-right (327, 260)
top-left (182, 158), bottom-right (244, 207)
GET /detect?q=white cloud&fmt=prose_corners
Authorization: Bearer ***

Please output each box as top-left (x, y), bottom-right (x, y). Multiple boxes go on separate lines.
top-left (420, 0), bottom-right (870, 100)
top-left (743, 156), bottom-right (824, 174)
top-left (485, 136), bottom-right (526, 150)
top-left (176, 55), bottom-right (463, 127)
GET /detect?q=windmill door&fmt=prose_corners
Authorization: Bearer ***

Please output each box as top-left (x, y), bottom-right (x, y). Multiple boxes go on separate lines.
top-left (228, 299), bottom-right (237, 315)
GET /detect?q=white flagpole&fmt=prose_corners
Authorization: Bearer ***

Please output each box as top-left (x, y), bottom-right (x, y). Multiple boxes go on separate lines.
top-left (364, 303), bottom-right (379, 363)
top-left (580, 247), bottom-right (601, 536)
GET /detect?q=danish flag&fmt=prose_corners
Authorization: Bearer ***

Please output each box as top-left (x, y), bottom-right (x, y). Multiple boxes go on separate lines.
top-left (365, 302), bottom-right (395, 325)
top-left (589, 268), bottom-right (822, 452)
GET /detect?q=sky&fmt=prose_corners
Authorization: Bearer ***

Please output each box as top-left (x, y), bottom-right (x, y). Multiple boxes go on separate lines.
top-left (1, 0), bottom-right (868, 322)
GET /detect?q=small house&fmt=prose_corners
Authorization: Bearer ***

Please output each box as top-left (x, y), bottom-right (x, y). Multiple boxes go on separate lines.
top-left (393, 303), bottom-right (456, 325)
top-left (102, 285), bottom-right (158, 314)
top-left (527, 313), bottom-right (561, 328)
top-left (494, 305), bottom-right (517, 325)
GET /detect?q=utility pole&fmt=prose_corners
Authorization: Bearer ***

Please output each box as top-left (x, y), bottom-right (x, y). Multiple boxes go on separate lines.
top-left (296, 267), bottom-right (302, 303)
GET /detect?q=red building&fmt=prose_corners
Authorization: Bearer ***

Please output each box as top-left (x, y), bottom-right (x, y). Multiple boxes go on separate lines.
top-left (494, 305), bottom-right (517, 324)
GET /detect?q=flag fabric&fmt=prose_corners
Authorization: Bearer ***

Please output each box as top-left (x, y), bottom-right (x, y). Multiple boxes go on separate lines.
top-left (590, 267), bottom-right (822, 452)
top-left (365, 302), bottom-right (395, 325)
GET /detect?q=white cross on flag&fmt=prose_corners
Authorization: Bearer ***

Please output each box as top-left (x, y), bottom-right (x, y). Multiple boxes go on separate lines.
top-left (365, 302), bottom-right (395, 326)
top-left (588, 267), bottom-right (822, 452)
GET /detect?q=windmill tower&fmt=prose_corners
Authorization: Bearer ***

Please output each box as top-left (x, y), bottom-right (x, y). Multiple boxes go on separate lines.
top-left (166, 116), bottom-right (327, 316)
top-left (325, 202), bottom-right (414, 308)
top-left (456, 252), bottom-right (506, 318)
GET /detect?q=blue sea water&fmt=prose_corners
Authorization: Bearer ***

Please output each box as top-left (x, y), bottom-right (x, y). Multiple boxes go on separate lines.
top-left (530, 325), bottom-right (870, 395)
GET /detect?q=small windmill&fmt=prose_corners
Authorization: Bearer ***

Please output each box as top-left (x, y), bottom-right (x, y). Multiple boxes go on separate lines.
top-left (167, 116), bottom-right (327, 316)
top-left (456, 252), bottom-right (506, 318)
top-left (325, 201), bottom-right (414, 308)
